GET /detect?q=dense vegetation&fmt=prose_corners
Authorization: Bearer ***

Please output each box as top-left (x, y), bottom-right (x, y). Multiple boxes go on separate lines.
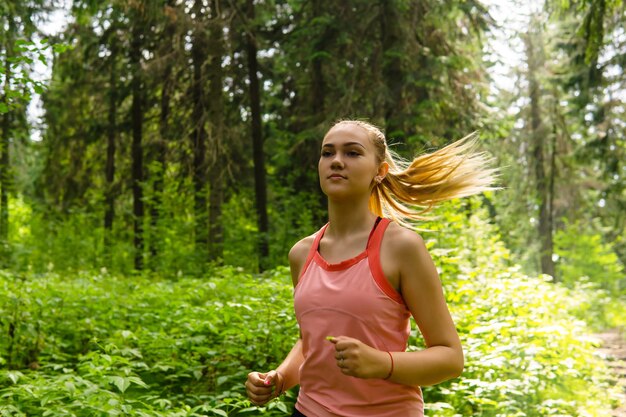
top-left (1, 206), bottom-right (624, 416)
top-left (1, 0), bottom-right (625, 415)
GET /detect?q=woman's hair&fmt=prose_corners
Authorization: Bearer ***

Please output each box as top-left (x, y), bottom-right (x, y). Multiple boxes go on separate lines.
top-left (332, 120), bottom-right (498, 227)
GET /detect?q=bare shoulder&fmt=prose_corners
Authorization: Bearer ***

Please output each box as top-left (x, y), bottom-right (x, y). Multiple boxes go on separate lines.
top-left (288, 234), bottom-right (316, 286)
top-left (384, 222), bottom-right (428, 258)
top-left (379, 222), bottom-right (433, 291)
top-left (288, 235), bottom-right (315, 265)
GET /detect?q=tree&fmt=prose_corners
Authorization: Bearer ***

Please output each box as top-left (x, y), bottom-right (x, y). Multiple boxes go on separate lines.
top-left (523, 17), bottom-right (556, 278)
top-left (148, 1), bottom-right (179, 264)
top-left (550, 0), bottom-right (626, 265)
top-left (0, 0), bottom-right (53, 252)
top-left (0, 15), bottom-right (14, 246)
top-left (244, 0), bottom-right (269, 271)
top-left (129, 5), bottom-right (147, 271)
top-left (188, 0), bottom-right (209, 259)
top-left (104, 14), bottom-right (121, 264)
top-left (206, 0), bottom-right (228, 263)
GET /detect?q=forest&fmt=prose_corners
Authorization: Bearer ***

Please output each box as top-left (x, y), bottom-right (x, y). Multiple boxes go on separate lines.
top-left (1, 0), bottom-right (625, 415)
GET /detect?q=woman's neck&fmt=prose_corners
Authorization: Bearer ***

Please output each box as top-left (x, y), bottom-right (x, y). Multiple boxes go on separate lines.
top-left (326, 197), bottom-right (377, 238)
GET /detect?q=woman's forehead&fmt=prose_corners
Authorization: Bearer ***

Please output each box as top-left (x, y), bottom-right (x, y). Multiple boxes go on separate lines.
top-left (322, 123), bottom-right (370, 146)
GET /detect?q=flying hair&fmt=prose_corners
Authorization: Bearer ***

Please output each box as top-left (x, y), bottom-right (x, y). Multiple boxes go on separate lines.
top-left (331, 120), bottom-right (498, 228)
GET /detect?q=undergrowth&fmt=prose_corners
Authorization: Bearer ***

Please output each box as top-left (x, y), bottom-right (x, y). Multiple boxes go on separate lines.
top-left (1, 209), bottom-right (623, 416)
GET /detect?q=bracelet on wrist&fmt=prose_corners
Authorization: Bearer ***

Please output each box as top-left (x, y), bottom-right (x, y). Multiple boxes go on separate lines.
top-left (383, 351), bottom-right (394, 380)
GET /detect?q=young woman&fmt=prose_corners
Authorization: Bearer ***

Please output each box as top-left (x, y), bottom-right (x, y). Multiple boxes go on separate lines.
top-left (245, 120), bottom-right (496, 416)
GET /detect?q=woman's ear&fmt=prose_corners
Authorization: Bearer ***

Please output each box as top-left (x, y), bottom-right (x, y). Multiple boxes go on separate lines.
top-left (377, 162), bottom-right (389, 180)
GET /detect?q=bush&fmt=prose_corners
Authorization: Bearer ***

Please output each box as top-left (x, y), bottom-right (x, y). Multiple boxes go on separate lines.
top-left (0, 267), bottom-right (298, 416)
top-left (554, 219), bottom-right (625, 294)
top-left (0, 205), bottom-right (621, 416)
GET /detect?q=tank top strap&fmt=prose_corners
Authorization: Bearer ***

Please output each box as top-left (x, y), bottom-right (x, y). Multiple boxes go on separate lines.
top-left (366, 217), bottom-right (390, 251)
top-left (299, 223), bottom-right (329, 280)
top-left (366, 218), bottom-right (405, 305)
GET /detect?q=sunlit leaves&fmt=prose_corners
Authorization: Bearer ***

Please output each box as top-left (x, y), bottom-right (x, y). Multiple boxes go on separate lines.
top-left (0, 266), bottom-right (296, 415)
top-left (0, 38), bottom-right (62, 114)
top-left (1, 209), bottom-right (622, 416)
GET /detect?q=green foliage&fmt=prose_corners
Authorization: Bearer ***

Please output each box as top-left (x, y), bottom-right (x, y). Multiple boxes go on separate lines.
top-left (422, 206), bottom-right (621, 416)
top-left (0, 38), bottom-right (63, 114)
top-left (428, 267), bottom-right (619, 416)
top-left (0, 267), bottom-right (298, 416)
top-left (6, 189), bottom-right (320, 276)
top-left (554, 219), bottom-right (625, 294)
top-left (1, 207), bottom-right (622, 416)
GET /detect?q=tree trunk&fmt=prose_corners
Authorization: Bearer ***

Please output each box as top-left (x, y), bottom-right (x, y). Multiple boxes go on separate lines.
top-left (191, 0), bottom-right (208, 255)
top-left (206, 0), bottom-right (226, 264)
top-left (0, 19), bottom-right (14, 247)
top-left (380, 0), bottom-right (405, 141)
top-left (150, 1), bottom-right (176, 266)
top-left (246, 0), bottom-right (269, 271)
top-left (525, 26), bottom-right (555, 279)
top-left (130, 20), bottom-right (145, 271)
top-left (548, 122), bottom-right (557, 280)
top-left (150, 69), bottom-right (170, 264)
top-left (310, 0), bottom-right (325, 118)
top-left (309, 0), bottom-right (329, 225)
top-left (104, 39), bottom-right (117, 265)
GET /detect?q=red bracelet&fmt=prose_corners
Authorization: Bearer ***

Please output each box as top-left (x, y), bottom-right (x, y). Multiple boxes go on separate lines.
top-left (383, 351), bottom-right (394, 380)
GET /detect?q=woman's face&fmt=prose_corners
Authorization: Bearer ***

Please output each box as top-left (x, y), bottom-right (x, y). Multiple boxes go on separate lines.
top-left (318, 123), bottom-right (380, 200)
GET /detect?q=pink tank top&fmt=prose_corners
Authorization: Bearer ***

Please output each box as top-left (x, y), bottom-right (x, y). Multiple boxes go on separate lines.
top-left (293, 218), bottom-right (424, 417)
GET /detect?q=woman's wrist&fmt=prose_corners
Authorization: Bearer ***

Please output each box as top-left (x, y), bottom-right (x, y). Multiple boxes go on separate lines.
top-left (383, 351), bottom-right (394, 380)
top-left (273, 370), bottom-right (286, 398)
top-left (372, 349), bottom-right (394, 380)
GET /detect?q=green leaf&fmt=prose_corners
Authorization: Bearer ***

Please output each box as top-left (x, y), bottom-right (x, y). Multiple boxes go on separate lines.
top-left (0, 103), bottom-right (8, 114)
top-left (108, 376), bottom-right (130, 393)
top-left (210, 409), bottom-right (228, 417)
top-left (128, 376), bottom-right (148, 389)
top-left (7, 371), bottom-right (22, 384)
top-left (52, 44), bottom-right (71, 54)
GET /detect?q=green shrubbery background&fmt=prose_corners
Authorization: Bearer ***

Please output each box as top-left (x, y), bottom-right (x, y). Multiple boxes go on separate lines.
top-left (2, 204), bottom-right (624, 416)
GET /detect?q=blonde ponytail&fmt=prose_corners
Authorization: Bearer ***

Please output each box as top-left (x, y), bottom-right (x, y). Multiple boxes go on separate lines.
top-left (333, 121), bottom-right (498, 227)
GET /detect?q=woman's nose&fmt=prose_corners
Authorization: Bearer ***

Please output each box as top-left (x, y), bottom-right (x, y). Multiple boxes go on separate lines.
top-left (331, 155), bottom-right (344, 168)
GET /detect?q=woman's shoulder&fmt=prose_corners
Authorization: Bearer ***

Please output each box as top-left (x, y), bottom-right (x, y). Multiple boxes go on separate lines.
top-left (288, 234), bottom-right (316, 264)
top-left (384, 221), bottom-right (428, 257)
top-left (288, 233), bottom-right (317, 286)
top-left (382, 221), bottom-right (436, 288)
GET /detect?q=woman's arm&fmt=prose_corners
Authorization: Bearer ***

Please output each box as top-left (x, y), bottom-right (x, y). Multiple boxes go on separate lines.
top-left (245, 236), bottom-right (313, 404)
top-left (328, 227), bottom-right (463, 387)
top-left (274, 338), bottom-right (304, 390)
top-left (390, 229), bottom-right (464, 385)
top-left (273, 236), bottom-right (315, 387)
top-left (245, 339), bottom-right (304, 405)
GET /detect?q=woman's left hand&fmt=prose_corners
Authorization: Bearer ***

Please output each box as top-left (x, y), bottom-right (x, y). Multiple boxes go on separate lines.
top-left (327, 336), bottom-right (391, 379)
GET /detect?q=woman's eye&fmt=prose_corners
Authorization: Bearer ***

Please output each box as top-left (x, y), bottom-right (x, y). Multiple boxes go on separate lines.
top-left (347, 151), bottom-right (360, 157)
top-left (321, 151), bottom-right (332, 157)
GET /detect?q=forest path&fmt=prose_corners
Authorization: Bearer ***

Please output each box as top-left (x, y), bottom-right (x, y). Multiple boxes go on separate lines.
top-left (596, 328), bottom-right (626, 416)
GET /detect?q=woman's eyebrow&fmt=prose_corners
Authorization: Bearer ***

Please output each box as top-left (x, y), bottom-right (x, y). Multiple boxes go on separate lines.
top-left (322, 142), bottom-right (366, 149)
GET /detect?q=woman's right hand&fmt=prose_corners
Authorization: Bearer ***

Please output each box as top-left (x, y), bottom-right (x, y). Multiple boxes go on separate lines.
top-left (245, 370), bottom-right (283, 406)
